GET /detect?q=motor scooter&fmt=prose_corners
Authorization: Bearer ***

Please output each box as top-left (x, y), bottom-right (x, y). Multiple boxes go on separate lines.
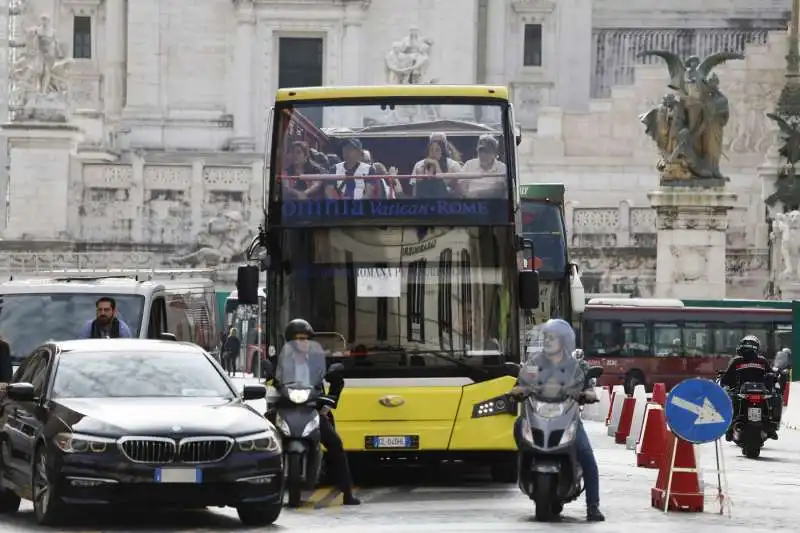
top-left (513, 356), bottom-right (603, 521)
top-left (262, 340), bottom-right (344, 507)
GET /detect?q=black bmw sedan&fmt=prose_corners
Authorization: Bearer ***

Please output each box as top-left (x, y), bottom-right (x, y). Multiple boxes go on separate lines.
top-left (0, 339), bottom-right (283, 526)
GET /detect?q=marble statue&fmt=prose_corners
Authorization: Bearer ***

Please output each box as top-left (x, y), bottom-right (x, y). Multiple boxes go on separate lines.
top-left (169, 211), bottom-right (253, 267)
top-left (385, 25), bottom-right (433, 84)
top-left (638, 51), bottom-right (744, 186)
top-left (771, 211), bottom-right (800, 280)
top-left (10, 14), bottom-right (73, 121)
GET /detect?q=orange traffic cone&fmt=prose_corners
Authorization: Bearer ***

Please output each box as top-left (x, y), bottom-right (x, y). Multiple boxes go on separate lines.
top-left (614, 396), bottom-right (636, 444)
top-left (651, 431), bottom-right (703, 512)
top-left (636, 403), bottom-right (667, 468)
top-left (651, 383), bottom-right (666, 407)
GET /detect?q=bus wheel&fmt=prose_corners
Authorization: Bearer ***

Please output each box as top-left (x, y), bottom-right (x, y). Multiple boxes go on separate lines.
top-left (624, 371), bottom-right (645, 395)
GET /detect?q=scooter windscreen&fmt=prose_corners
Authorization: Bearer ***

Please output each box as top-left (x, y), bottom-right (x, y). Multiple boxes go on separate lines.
top-left (275, 339), bottom-right (327, 402)
top-left (519, 327), bottom-right (586, 405)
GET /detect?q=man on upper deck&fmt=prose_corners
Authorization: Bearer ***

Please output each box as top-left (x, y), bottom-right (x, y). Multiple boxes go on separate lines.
top-left (329, 138), bottom-right (378, 199)
top-left (462, 134), bottom-right (507, 198)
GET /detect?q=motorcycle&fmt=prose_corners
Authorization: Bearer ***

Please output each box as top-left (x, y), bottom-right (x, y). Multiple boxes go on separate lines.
top-left (262, 340), bottom-right (345, 507)
top-left (513, 355), bottom-right (603, 521)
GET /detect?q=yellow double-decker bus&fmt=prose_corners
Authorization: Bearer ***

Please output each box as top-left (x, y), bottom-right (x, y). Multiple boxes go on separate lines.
top-left (261, 85), bottom-right (543, 481)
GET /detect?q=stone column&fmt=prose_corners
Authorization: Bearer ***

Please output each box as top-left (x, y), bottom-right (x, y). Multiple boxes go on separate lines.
top-left (230, 0), bottom-right (256, 152)
top-left (648, 187), bottom-right (737, 299)
top-left (484, 0), bottom-right (507, 84)
top-left (104, 0), bottom-right (126, 117)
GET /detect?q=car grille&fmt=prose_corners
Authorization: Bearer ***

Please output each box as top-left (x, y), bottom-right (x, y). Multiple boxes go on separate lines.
top-left (118, 437), bottom-right (234, 464)
top-left (119, 437), bottom-right (176, 463)
top-left (177, 437), bottom-right (234, 463)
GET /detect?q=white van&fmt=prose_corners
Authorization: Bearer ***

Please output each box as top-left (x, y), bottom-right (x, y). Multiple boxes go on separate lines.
top-left (0, 278), bottom-right (170, 363)
top-left (159, 278), bottom-right (218, 353)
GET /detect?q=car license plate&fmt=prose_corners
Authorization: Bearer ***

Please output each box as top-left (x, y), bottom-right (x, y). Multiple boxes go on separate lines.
top-left (747, 407), bottom-right (761, 422)
top-left (372, 436), bottom-right (412, 448)
top-left (155, 468), bottom-right (202, 483)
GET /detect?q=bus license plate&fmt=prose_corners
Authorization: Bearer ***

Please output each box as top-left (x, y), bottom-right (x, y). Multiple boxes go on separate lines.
top-left (747, 407), bottom-right (761, 422)
top-left (372, 436), bottom-right (412, 448)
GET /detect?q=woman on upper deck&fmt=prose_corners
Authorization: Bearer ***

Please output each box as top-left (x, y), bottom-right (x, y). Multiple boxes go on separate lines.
top-left (284, 140), bottom-right (324, 199)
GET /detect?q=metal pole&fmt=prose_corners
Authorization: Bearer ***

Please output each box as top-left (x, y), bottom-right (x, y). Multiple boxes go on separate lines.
top-left (255, 297), bottom-right (263, 379)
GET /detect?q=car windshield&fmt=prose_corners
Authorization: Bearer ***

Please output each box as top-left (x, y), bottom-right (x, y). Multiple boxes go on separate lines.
top-left (52, 351), bottom-right (235, 399)
top-left (521, 200), bottom-right (566, 276)
top-left (275, 339), bottom-right (327, 388)
top-left (0, 293), bottom-right (145, 361)
top-left (270, 226), bottom-right (517, 373)
top-left (519, 325), bottom-right (585, 402)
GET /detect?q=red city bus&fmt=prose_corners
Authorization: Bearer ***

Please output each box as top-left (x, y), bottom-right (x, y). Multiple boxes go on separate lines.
top-left (581, 298), bottom-right (792, 393)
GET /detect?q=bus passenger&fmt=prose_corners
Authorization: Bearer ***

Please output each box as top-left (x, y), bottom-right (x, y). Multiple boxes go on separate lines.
top-left (411, 133), bottom-right (462, 198)
top-left (330, 138), bottom-right (378, 199)
top-left (462, 134), bottom-right (507, 198)
top-left (284, 141), bottom-right (324, 199)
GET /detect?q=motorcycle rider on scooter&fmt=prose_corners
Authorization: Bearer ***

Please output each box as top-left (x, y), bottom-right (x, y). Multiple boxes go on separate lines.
top-left (275, 319), bottom-right (361, 505)
top-left (721, 335), bottom-right (776, 440)
top-left (510, 319), bottom-right (605, 522)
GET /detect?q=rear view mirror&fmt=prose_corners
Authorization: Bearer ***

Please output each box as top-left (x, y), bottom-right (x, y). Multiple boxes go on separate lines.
top-left (503, 361), bottom-right (520, 377)
top-left (7, 382), bottom-right (35, 402)
top-left (237, 265), bottom-right (260, 305)
top-left (518, 270), bottom-right (540, 310)
top-left (586, 366), bottom-right (603, 380)
top-left (242, 384), bottom-right (267, 401)
top-left (159, 333), bottom-right (177, 341)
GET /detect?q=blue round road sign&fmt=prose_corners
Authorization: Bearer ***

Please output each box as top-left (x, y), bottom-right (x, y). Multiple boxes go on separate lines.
top-left (664, 378), bottom-right (733, 444)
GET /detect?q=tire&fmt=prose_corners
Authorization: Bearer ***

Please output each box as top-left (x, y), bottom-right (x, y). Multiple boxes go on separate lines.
top-left (286, 454), bottom-right (303, 508)
top-left (0, 488), bottom-right (20, 514)
top-left (32, 445), bottom-right (65, 526)
top-left (490, 459), bottom-right (518, 483)
top-left (533, 473), bottom-right (557, 522)
top-left (551, 502), bottom-right (564, 516)
top-left (624, 371), bottom-right (645, 395)
top-left (237, 503), bottom-right (282, 526)
top-left (743, 442), bottom-right (761, 458)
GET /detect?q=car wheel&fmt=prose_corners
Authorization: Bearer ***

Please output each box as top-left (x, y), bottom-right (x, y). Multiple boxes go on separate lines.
top-left (0, 487), bottom-right (20, 514)
top-left (32, 445), bottom-right (64, 526)
top-left (236, 502), bottom-right (282, 526)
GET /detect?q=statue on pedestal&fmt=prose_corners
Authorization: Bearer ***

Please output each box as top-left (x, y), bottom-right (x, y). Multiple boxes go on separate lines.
top-left (10, 14), bottom-right (74, 121)
top-left (771, 210), bottom-right (800, 280)
top-left (384, 25), bottom-right (434, 85)
top-left (638, 51), bottom-right (744, 187)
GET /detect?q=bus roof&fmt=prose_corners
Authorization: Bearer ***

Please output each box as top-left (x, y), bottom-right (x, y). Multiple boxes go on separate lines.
top-left (0, 278), bottom-right (163, 295)
top-left (520, 184), bottom-right (565, 203)
top-left (682, 299), bottom-right (793, 310)
top-left (275, 85), bottom-right (509, 102)
top-left (587, 297), bottom-right (684, 308)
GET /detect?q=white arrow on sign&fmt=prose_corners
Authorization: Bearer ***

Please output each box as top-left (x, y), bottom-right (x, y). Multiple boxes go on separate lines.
top-left (669, 395), bottom-right (726, 425)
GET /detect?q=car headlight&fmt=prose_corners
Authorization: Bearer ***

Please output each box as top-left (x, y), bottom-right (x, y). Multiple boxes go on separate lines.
top-left (559, 421), bottom-right (577, 446)
top-left (534, 401), bottom-right (565, 418)
top-left (302, 412), bottom-right (320, 437)
top-left (54, 433), bottom-right (116, 454)
top-left (287, 388), bottom-right (311, 404)
top-left (472, 395), bottom-right (517, 418)
top-left (236, 430), bottom-right (281, 453)
top-left (521, 417), bottom-right (534, 444)
top-left (275, 413), bottom-right (291, 436)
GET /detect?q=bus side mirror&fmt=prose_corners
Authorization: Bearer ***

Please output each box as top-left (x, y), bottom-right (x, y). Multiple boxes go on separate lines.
top-left (518, 271), bottom-right (540, 310)
top-left (237, 265), bottom-right (260, 305)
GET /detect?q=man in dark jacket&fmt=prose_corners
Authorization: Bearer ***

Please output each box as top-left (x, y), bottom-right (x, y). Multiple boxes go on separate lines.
top-left (79, 296), bottom-right (132, 339)
top-left (721, 335), bottom-right (775, 439)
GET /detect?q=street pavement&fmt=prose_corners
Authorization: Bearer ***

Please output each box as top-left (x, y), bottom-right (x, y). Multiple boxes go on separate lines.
top-left (0, 420), bottom-right (797, 532)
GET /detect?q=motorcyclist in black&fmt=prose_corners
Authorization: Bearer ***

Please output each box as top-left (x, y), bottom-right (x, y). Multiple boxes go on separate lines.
top-left (277, 319), bottom-right (361, 505)
top-left (721, 335), bottom-right (775, 440)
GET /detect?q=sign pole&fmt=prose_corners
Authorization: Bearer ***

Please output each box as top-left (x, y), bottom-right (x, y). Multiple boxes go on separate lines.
top-left (663, 435), bottom-right (678, 513)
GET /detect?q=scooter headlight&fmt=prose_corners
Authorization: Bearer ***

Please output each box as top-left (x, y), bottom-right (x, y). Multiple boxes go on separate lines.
top-left (302, 412), bottom-right (320, 437)
top-left (534, 401), bottom-right (565, 418)
top-left (559, 421), bottom-right (578, 446)
top-left (275, 413), bottom-right (291, 435)
top-left (521, 417), bottom-right (534, 445)
top-left (287, 388), bottom-right (311, 404)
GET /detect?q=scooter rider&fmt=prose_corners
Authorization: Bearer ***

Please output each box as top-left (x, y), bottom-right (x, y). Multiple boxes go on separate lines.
top-left (510, 319), bottom-right (605, 522)
top-left (277, 319), bottom-right (361, 505)
top-left (721, 335), bottom-right (776, 440)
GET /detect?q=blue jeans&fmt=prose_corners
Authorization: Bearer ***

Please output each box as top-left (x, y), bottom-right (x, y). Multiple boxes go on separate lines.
top-left (514, 418), bottom-right (600, 506)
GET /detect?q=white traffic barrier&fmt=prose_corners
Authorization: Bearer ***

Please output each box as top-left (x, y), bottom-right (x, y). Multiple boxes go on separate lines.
top-left (581, 387), bottom-right (605, 421)
top-left (783, 380), bottom-right (800, 431)
top-left (626, 384), bottom-right (648, 450)
top-left (597, 386), bottom-right (611, 422)
top-left (606, 386), bottom-right (626, 437)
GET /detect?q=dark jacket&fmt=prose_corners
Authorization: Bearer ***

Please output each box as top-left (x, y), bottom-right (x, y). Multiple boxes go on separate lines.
top-left (721, 355), bottom-right (770, 389)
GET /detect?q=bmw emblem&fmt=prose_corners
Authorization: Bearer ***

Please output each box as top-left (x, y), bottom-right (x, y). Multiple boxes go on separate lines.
top-left (172, 426), bottom-right (182, 432)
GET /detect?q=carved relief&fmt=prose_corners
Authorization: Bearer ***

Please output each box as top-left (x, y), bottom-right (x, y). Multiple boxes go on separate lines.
top-left (141, 166), bottom-right (193, 245)
top-left (669, 245), bottom-right (709, 282)
top-left (654, 209), bottom-right (730, 231)
top-left (78, 187), bottom-right (133, 242)
top-left (771, 210), bottom-right (800, 281)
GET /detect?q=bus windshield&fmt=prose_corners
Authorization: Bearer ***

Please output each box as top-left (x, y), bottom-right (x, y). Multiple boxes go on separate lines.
top-left (521, 200), bottom-right (566, 277)
top-left (272, 101), bottom-right (512, 225)
top-left (0, 293), bottom-right (145, 360)
top-left (270, 226), bottom-right (518, 373)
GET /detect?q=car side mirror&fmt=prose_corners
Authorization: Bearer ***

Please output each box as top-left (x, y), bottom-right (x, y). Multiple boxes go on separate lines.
top-left (242, 384), bottom-right (267, 401)
top-left (7, 382), bottom-right (35, 402)
top-left (503, 361), bottom-right (520, 378)
top-left (518, 270), bottom-right (540, 310)
top-left (159, 333), bottom-right (177, 341)
top-left (586, 366), bottom-right (604, 380)
top-left (237, 265), bottom-right (260, 305)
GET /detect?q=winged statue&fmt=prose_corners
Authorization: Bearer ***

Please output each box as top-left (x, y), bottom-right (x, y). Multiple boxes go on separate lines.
top-left (637, 50), bottom-right (744, 184)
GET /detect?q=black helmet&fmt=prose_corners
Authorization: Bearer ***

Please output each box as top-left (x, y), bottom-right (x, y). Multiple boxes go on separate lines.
top-left (736, 335), bottom-right (761, 358)
top-left (285, 318), bottom-right (314, 341)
